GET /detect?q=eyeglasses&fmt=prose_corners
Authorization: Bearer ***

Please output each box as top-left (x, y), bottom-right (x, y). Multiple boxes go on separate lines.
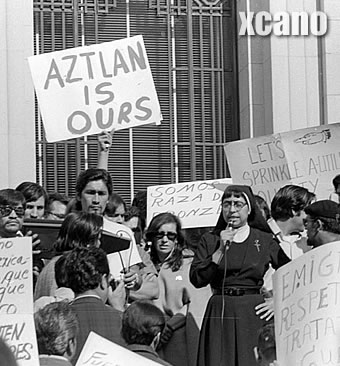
top-left (0, 205), bottom-right (25, 218)
top-left (155, 231), bottom-right (177, 241)
top-left (222, 201), bottom-right (247, 211)
top-left (47, 211), bottom-right (65, 219)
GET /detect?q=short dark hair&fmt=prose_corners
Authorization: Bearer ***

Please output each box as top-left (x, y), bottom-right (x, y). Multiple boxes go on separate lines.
top-left (16, 181), bottom-right (48, 206)
top-left (333, 174), bottom-right (340, 190)
top-left (75, 169), bottom-right (113, 198)
top-left (271, 185), bottom-right (315, 221)
top-left (63, 246), bottom-right (109, 294)
top-left (254, 195), bottom-right (271, 221)
top-left (0, 189), bottom-right (26, 209)
top-left (145, 212), bottom-right (186, 272)
top-left (132, 190), bottom-right (147, 221)
top-left (35, 301), bottom-right (78, 356)
top-left (105, 193), bottom-right (126, 217)
top-left (121, 300), bottom-right (165, 346)
top-left (54, 212), bottom-right (103, 253)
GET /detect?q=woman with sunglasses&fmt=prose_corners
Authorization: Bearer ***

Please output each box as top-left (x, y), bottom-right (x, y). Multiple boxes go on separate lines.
top-left (145, 213), bottom-right (211, 366)
top-left (190, 185), bottom-right (290, 366)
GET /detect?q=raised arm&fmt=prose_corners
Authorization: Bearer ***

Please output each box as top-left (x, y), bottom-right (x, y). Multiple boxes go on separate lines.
top-left (97, 130), bottom-right (114, 170)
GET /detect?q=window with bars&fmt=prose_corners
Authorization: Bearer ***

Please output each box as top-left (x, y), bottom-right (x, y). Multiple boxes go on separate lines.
top-left (33, 0), bottom-right (239, 203)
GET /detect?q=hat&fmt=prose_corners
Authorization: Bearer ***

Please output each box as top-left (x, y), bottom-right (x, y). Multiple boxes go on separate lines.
top-left (305, 200), bottom-right (340, 221)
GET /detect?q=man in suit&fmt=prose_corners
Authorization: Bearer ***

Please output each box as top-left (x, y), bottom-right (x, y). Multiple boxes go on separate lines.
top-left (63, 246), bottom-right (126, 364)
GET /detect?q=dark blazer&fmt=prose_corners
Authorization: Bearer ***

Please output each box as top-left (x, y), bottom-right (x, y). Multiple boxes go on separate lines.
top-left (70, 295), bottom-right (125, 364)
top-left (127, 344), bottom-right (173, 366)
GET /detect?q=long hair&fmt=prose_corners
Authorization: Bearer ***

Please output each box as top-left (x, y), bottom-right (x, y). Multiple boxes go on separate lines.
top-left (145, 212), bottom-right (186, 272)
top-left (54, 212), bottom-right (103, 253)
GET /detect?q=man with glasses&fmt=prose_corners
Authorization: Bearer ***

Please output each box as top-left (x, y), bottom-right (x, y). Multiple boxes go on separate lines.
top-left (0, 189), bottom-right (26, 238)
top-left (304, 200), bottom-right (340, 248)
top-left (0, 188), bottom-right (42, 284)
top-left (45, 192), bottom-right (70, 220)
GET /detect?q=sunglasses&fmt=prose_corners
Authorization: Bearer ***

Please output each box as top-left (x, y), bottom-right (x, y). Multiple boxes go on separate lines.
top-left (154, 231), bottom-right (177, 241)
top-left (0, 205), bottom-right (25, 218)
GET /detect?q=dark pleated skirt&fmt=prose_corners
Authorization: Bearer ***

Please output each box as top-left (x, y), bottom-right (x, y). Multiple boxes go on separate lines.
top-left (197, 294), bottom-right (266, 366)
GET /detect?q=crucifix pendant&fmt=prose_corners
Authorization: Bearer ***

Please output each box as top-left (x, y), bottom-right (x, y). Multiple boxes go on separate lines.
top-left (254, 240), bottom-right (261, 252)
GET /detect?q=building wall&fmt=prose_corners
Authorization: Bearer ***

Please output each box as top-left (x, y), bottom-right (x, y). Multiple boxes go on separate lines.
top-left (324, 0), bottom-right (340, 124)
top-left (237, 0), bottom-right (340, 137)
top-left (0, 0), bottom-right (36, 189)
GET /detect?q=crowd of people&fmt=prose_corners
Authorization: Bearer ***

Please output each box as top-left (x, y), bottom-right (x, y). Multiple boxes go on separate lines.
top-left (1, 132), bottom-right (340, 366)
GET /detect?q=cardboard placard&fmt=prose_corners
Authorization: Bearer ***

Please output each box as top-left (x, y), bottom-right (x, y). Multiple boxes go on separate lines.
top-left (225, 123), bottom-right (340, 203)
top-left (0, 237), bottom-right (33, 315)
top-left (273, 241), bottom-right (340, 366)
top-left (147, 178), bottom-right (232, 229)
top-left (76, 331), bottom-right (161, 366)
top-left (0, 314), bottom-right (39, 366)
top-left (0, 237), bottom-right (39, 366)
top-left (28, 35), bottom-right (162, 142)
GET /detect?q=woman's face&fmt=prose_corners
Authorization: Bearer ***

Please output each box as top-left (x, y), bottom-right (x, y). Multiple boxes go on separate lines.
top-left (222, 193), bottom-right (249, 228)
top-left (154, 222), bottom-right (177, 258)
top-left (105, 204), bottom-right (126, 224)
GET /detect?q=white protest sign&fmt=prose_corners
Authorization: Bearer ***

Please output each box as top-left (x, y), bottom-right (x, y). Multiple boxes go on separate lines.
top-left (0, 237), bottom-right (38, 366)
top-left (0, 314), bottom-right (39, 366)
top-left (273, 242), bottom-right (340, 366)
top-left (28, 35), bottom-right (162, 142)
top-left (103, 219), bottom-right (142, 279)
top-left (147, 178), bottom-right (232, 229)
top-left (0, 237), bottom-right (33, 315)
top-left (225, 123), bottom-right (340, 203)
top-left (76, 331), bottom-right (161, 366)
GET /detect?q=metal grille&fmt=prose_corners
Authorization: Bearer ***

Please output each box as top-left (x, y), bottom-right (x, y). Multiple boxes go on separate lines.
top-left (33, 0), bottom-right (239, 202)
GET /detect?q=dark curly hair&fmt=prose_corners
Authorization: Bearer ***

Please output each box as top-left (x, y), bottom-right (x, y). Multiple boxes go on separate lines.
top-left (145, 212), bottom-right (186, 272)
top-left (54, 212), bottom-right (103, 253)
top-left (121, 300), bottom-right (165, 346)
top-left (63, 246), bottom-right (109, 294)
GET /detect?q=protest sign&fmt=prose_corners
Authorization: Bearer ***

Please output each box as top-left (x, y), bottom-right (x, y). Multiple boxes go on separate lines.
top-left (147, 178), bottom-right (232, 229)
top-left (0, 314), bottom-right (39, 366)
top-left (273, 241), bottom-right (340, 366)
top-left (224, 123), bottom-right (340, 203)
top-left (28, 35), bottom-right (162, 142)
top-left (103, 219), bottom-right (142, 279)
top-left (0, 237), bottom-right (33, 315)
top-left (76, 331), bottom-right (161, 366)
top-left (0, 237), bottom-right (38, 366)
